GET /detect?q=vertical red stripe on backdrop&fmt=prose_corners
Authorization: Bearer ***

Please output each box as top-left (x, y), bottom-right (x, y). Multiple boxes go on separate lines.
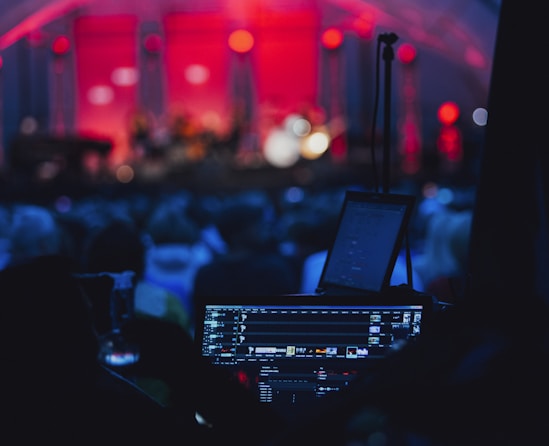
top-left (254, 10), bottom-right (320, 120)
top-left (73, 15), bottom-right (138, 164)
top-left (163, 13), bottom-right (231, 135)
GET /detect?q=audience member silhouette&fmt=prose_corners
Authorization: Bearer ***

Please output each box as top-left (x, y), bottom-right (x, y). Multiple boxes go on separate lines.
top-left (1, 253), bottom-right (288, 446)
top-left (142, 195), bottom-right (213, 324)
top-left (0, 254), bottom-right (196, 445)
top-left (80, 217), bottom-right (191, 332)
top-left (192, 196), bottom-right (299, 299)
top-left (79, 217), bottom-right (194, 406)
top-left (7, 203), bottom-right (66, 267)
top-left (414, 208), bottom-right (473, 303)
top-left (277, 202), bottom-right (340, 293)
top-left (184, 192), bottom-right (227, 257)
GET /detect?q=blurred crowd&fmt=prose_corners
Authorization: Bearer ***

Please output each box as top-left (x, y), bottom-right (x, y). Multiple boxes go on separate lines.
top-left (0, 184), bottom-right (477, 335)
top-left (5, 183), bottom-right (549, 446)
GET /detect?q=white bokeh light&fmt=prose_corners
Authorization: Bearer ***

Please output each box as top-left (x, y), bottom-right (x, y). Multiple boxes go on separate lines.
top-left (472, 107), bottom-right (488, 126)
top-left (88, 85), bottom-right (114, 106)
top-left (111, 67), bottom-right (139, 86)
top-left (284, 114), bottom-right (311, 137)
top-left (185, 64), bottom-right (210, 85)
top-left (263, 128), bottom-right (301, 168)
top-left (300, 128), bottom-right (330, 160)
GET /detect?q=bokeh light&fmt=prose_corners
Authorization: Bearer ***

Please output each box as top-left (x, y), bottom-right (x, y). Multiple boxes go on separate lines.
top-left (52, 35), bottom-right (70, 55)
top-left (87, 85), bottom-right (114, 106)
top-left (321, 28), bottom-right (344, 50)
top-left (437, 101), bottom-right (460, 125)
top-left (228, 29), bottom-right (254, 53)
top-left (143, 33), bottom-right (163, 53)
top-left (263, 128), bottom-right (301, 168)
top-left (300, 128), bottom-right (330, 160)
top-left (111, 67), bottom-right (139, 86)
top-left (115, 164), bottom-right (135, 183)
top-left (472, 107), bottom-right (488, 126)
top-left (284, 114), bottom-right (311, 137)
top-left (397, 43), bottom-right (417, 64)
top-left (184, 64), bottom-right (210, 85)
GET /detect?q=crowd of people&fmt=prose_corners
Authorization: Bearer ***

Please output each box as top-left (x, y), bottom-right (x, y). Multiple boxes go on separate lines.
top-left (2, 1), bottom-right (548, 441)
top-left (4, 183), bottom-right (542, 445)
top-left (0, 184), bottom-right (475, 316)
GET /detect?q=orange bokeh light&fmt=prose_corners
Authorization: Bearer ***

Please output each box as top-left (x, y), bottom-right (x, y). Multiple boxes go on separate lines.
top-left (228, 29), bottom-right (254, 53)
top-left (321, 28), bottom-right (344, 50)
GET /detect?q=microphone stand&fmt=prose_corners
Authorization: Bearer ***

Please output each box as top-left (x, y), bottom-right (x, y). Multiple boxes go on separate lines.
top-left (379, 33), bottom-right (414, 288)
top-left (379, 33), bottom-right (398, 193)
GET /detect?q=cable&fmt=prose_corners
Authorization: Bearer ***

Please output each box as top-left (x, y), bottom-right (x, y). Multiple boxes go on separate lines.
top-left (369, 37), bottom-right (383, 193)
top-left (370, 33), bottom-right (399, 193)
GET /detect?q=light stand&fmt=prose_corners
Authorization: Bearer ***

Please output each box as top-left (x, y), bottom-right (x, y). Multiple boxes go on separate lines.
top-left (379, 32), bottom-right (398, 193)
top-left (379, 32), bottom-right (413, 288)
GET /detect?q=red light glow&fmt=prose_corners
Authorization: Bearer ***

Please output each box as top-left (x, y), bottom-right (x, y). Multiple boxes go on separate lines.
top-left (437, 125), bottom-right (462, 161)
top-left (397, 43), bottom-right (417, 64)
top-left (353, 12), bottom-right (375, 39)
top-left (228, 29), bottom-right (254, 54)
top-left (52, 35), bottom-right (70, 55)
top-left (321, 28), bottom-right (344, 50)
top-left (437, 101), bottom-right (460, 125)
top-left (143, 33), bottom-right (163, 53)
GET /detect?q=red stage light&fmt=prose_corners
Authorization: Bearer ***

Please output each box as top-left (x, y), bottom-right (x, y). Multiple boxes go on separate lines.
top-left (321, 28), bottom-right (344, 50)
top-left (143, 33), bottom-right (163, 54)
top-left (228, 29), bottom-right (254, 54)
top-left (52, 35), bottom-right (70, 56)
top-left (397, 43), bottom-right (417, 64)
top-left (437, 125), bottom-right (462, 161)
top-left (353, 14), bottom-right (375, 39)
top-left (437, 101), bottom-right (460, 125)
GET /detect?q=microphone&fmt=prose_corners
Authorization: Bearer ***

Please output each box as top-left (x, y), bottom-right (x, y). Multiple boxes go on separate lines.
top-left (378, 32), bottom-right (399, 45)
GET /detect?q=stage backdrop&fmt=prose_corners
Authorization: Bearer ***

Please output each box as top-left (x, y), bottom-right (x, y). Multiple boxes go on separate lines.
top-left (72, 9), bottom-right (320, 165)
